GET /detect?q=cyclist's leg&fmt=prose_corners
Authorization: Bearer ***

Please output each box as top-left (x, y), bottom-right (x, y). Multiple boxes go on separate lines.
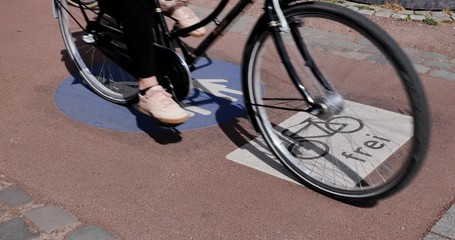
top-left (159, 0), bottom-right (206, 37)
top-left (99, 0), bottom-right (189, 124)
top-left (101, 0), bottom-right (158, 80)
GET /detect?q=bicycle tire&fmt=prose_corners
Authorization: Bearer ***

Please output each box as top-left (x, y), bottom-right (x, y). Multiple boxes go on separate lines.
top-left (242, 2), bottom-right (430, 200)
top-left (55, 0), bottom-right (139, 104)
top-left (67, 0), bottom-right (98, 9)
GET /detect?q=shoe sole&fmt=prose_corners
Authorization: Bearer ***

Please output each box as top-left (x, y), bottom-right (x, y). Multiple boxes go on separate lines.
top-left (135, 104), bottom-right (190, 125)
top-left (175, 23), bottom-right (205, 38)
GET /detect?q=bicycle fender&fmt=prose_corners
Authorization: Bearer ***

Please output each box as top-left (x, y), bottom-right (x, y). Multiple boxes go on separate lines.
top-left (280, 0), bottom-right (315, 8)
top-left (241, 1), bottom-right (315, 132)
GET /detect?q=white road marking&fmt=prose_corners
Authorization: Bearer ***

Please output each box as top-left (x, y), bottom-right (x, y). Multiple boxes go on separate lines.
top-left (226, 101), bottom-right (413, 186)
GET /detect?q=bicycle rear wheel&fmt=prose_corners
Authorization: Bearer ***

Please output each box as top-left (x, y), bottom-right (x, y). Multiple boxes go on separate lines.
top-left (243, 2), bottom-right (430, 200)
top-left (55, 0), bottom-right (138, 104)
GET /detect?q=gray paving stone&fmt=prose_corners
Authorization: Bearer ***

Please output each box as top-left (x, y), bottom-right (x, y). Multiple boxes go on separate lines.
top-left (360, 45), bottom-right (381, 55)
top-left (431, 205), bottom-right (455, 239)
top-left (415, 11), bottom-right (432, 17)
top-left (414, 64), bottom-right (431, 74)
top-left (353, 3), bottom-right (370, 8)
top-left (410, 55), bottom-right (426, 64)
top-left (429, 70), bottom-right (455, 81)
top-left (391, 13), bottom-right (409, 20)
top-left (332, 50), bottom-right (370, 60)
top-left (374, 11), bottom-right (392, 18)
top-left (23, 205), bottom-right (78, 233)
top-left (431, 12), bottom-right (453, 22)
top-left (366, 55), bottom-right (389, 65)
top-left (432, 11), bottom-right (451, 18)
top-left (369, 5), bottom-right (383, 11)
top-left (343, 1), bottom-right (359, 6)
top-left (403, 47), bottom-right (417, 56)
top-left (400, 10), bottom-right (415, 15)
top-left (424, 60), bottom-right (453, 70)
top-left (423, 232), bottom-right (449, 240)
top-left (0, 209), bottom-right (5, 217)
top-left (0, 186), bottom-right (33, 208)
top-left (420, 51), bottom-right (450, 61)
top-left (0, 217), bottom-right (39, 240)
top-left (67, 225), bottom-right (116, 240)
top-left (410, 15), bottom-right (427, 21)
top-left (434, 16), bottom-right (453, 23)
top-left (358, 9), bottom-right (375, 15)
top-left (331, 40), bottom-right (363, 51)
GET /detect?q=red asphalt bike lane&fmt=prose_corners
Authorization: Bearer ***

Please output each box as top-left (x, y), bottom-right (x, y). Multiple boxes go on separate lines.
top-left (0, 0), bottom-right (455, 239)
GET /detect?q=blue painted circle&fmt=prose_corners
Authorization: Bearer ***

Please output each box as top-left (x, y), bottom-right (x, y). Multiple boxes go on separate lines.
top-left (55, 59), bottom-right (246, 132)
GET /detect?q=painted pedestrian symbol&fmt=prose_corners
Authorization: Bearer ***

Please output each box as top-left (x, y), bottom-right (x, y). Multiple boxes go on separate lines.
top-left (183, 79), bottom-right (243, 116)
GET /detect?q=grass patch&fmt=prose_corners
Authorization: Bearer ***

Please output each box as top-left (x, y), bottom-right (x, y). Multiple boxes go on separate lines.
top-left (358, 5), bottom-right (374, 11)
top-left (325, 0), bottom-right (345, 4)
top-left (382, 2), bottom-right (405, 12)
top-left (443, 8), bottom-right (453, 16)
top-left (422, 18), bottom-right (438, 25)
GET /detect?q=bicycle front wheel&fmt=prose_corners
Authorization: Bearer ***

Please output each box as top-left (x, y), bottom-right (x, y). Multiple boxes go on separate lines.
top-left (243, 2), bottom-right (430, 200)
top-left (67, 0), bottom-right (98, 8)
top-left (55, 0), bottom-right (138, 104)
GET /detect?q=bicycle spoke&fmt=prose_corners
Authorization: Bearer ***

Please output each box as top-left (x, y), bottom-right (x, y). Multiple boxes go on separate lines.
top-left (56, 0), bottom-right (139, 103)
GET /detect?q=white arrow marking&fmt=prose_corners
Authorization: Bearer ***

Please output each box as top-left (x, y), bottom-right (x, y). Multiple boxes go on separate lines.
top-left (193, 79), bottom-right (243, 102)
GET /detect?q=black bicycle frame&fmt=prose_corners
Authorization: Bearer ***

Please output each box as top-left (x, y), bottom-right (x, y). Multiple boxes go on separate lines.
top-left (154, 0), bottom-right (252, 66)
top-left (60, 0), bottom-right (333, 107)
top-left (155, 0), bottom-right (331, 105)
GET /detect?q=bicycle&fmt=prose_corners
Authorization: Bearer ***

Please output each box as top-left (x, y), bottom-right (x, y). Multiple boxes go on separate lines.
top-left (67, 0), bottom-right (97, 8)
top-left (52, 0), bottom-right (430, 200)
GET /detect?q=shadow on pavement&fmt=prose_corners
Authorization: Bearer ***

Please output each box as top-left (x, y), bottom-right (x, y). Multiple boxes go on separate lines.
top-left (59, 48), bottom-right (184, 144)
top-left (59, 44), bottom-right (377, 207)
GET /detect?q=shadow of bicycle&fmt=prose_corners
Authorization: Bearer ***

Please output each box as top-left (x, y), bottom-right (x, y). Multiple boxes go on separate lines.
top-left (58, 37), bottom-right (376, 206)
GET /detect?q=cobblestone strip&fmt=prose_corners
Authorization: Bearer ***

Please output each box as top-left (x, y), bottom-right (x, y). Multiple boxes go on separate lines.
top-left (0, 175), bottom-right (117, 240)
top-left (195, 2), bottom-right (455, 82)
top-left (329, 0), bottom-right (454, 24)
top-left (405, 49), bottom-right (455, 81)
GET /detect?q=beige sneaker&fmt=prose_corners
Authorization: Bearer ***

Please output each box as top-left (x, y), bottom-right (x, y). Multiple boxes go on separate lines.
top-left (137, 85), bottom-right (190, 125)
top-left (159, 0), bottom-right (206, 37)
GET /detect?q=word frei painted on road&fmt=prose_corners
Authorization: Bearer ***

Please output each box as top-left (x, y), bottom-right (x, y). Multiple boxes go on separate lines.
top-left (227, 100), bottom-right (412, 186)
top-left (55, 60), bottom-right (246, 132)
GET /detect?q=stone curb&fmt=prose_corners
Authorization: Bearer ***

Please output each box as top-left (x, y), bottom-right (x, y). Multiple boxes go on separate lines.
top-left (330, 0), bottom-right (454, 24)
